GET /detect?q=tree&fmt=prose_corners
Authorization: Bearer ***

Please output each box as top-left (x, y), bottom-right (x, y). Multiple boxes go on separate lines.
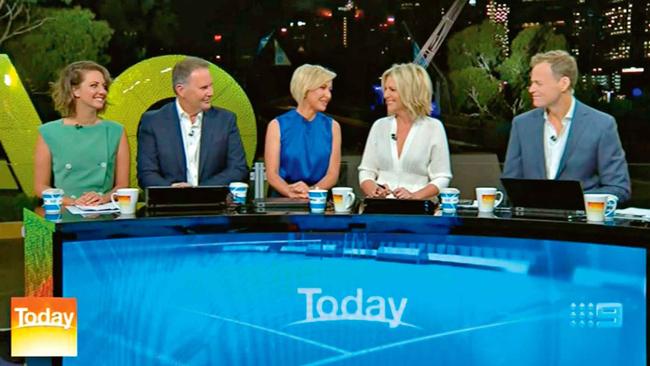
top-left (86, 0), bottom-right (179, 71)
top-left (448, 67), bottom-right (500, 116)
top-left (497, 25), bottom-right (566, 115)
top-left (0, 0), bottom-right (51, 47)
top-left (447, 21), bottom-right (507, 72)
top-left (447, 21), bottom-right (567, 118)
top-left (4, 6), bottom-right (113, 92)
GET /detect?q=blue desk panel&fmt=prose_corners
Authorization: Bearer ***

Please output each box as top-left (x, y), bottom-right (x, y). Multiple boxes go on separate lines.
top-left (62, 232), bottom-right (645, 365)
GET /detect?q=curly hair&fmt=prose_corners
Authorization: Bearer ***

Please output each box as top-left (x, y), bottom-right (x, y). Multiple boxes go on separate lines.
top-left (50, 61), bottom-right (112, 117)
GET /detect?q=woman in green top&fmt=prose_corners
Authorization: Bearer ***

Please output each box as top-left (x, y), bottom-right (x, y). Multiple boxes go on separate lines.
top-left (34, 61), bottom-right (130, 206)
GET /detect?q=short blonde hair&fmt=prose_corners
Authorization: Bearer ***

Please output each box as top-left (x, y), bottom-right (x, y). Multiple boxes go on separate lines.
top-left (531, 50), bottom-right (578, 89)
top-left (51, 61), bottom-right (112, 117)
top-left (289, 64), bottom-right (336, 104)
top-left (381, 63), bottom-right (432, 118)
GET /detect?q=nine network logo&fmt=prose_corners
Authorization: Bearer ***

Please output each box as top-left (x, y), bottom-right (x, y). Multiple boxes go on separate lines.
top-left (11, 297), bottom-right (77, 357)
top-left (288, 288), bottom-right (419, 329)
top-left (569, 302), bottom-right (623, 328)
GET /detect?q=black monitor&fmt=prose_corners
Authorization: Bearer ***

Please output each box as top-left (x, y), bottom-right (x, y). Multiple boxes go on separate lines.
top-left (362, 198), bottom-right (437, 215)
top-left (501, 178), bottom-right (584, 211)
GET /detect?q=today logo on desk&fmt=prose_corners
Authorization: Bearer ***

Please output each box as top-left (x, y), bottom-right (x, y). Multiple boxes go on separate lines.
top-left (11, 297), bottom-right (77, 357)
top-left (289, 288), bottom-right (418, 329)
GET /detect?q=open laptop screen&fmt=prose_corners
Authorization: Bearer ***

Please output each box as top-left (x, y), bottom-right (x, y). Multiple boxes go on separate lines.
top-left (501, 178), bottom-right (584, 211)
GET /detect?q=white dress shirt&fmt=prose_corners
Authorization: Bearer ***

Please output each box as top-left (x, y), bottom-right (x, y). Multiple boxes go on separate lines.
top-left (543, 97), bottom-right (575, 179)
top-left (176, 99), bottom-right (203, 186)
top-left (358, 115), bottom-right (452, 195)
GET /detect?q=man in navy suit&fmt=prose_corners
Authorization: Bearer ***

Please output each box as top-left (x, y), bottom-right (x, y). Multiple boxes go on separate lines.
top-left (503, 50), bottom-right (631, 202)
top-left (137, 56), bottom-right (248, 188)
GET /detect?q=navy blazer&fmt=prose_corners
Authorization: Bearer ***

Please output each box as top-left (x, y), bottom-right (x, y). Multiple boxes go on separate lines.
top-left (502, 99), bottom-right (631, 202)
top-left (137, 101), bottom-right (248, 188)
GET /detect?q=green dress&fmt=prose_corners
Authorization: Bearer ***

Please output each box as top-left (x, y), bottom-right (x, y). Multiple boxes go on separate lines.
top-left (39, 119), bottom-right (123, 199)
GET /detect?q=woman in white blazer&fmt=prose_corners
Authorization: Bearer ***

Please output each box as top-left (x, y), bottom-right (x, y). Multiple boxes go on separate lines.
top-left (358, 63), bottom-right (452, 200)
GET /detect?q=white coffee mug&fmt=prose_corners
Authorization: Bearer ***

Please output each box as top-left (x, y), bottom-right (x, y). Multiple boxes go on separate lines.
top-left (476, 187), bottom-right (504, 213)
top-left (332, 187), bottom-right (355, 213)
top-left (584, 193), bottom-right (617, 222)
top-left (111, 188), bottom-right (139, 215)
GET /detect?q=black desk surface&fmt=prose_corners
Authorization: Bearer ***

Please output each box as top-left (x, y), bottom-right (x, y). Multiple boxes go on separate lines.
top-left (31, 205), bottom-right (650, 248)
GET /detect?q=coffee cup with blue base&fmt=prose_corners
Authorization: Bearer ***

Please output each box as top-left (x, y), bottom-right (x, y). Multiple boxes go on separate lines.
top-left (604, 194), bottom-right (618, 220)
top-left (229, 182), bottom-right (248, 204)
top-left (42, 188), bottom-right (64, 214)
top-left (308, 189), bottom-right (328, 214)
top-left (439, 187), bottom-right (460, 213)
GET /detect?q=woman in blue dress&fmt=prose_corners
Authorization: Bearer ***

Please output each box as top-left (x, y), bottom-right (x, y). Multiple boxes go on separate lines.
top-left (264, 64), bottom-right (341, 198)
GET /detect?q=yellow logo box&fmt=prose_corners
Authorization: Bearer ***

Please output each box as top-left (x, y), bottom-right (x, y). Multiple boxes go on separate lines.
top-left (11, 297), bottom-right (77, 357)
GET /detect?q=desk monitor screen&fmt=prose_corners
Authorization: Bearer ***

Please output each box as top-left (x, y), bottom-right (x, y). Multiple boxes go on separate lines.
top-left (146, 185), bottom-right (230, 209)
top-left (62, 229), bottom-right (645, 365)
top-left (501, 178), bottom-right (585, 210)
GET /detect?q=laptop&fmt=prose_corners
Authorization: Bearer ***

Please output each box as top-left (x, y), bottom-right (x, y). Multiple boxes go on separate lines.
top-left (254, 197), bottom-right (309, 211)
top-left (146, 186), bottom-right (230, 213)
top-left (500, 178), bottom-right (585, 215)
top-left (362, 198), bottom-right (437, 215)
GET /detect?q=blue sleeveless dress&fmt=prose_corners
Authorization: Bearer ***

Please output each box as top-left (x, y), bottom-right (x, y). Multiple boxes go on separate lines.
top-left (277, 109), bottom-right (333, 186)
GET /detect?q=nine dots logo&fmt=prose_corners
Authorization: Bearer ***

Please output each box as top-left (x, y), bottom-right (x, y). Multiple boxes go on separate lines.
top-left (11, 297), bottom-right (77, 357)
top-left (569, 302), bottom-right (623, 329)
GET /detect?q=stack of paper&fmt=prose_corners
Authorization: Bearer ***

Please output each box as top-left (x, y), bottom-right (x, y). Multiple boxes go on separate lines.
top-left (66, 202), bottom-right (120, 215)
top-left (615, 207), bottom-right (650, 220)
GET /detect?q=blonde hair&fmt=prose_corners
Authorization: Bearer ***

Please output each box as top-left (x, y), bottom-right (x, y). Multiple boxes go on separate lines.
top-left (51, 61), bottom-right (112, 117)
top-left (289, 64), bottom-right (336, 104)
top-left (530, 50), bottom-right (578, 89)
top-left (381, 63), bottom-right (432, 118)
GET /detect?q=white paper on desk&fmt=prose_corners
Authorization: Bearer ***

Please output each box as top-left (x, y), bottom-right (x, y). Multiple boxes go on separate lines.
top-left (616, 207), bottom-right (650, 218)
top-left (67, 202), bottom-right (119, 215)
top-left (615, 207), bottom-right (650, 218)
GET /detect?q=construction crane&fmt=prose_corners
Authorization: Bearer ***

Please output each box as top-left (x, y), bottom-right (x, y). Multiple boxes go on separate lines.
top-left (414, 0), bottom-right (476, 68)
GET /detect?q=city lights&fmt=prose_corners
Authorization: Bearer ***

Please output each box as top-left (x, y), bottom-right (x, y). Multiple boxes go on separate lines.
top-left (318, 8), bottom-right (333, 18)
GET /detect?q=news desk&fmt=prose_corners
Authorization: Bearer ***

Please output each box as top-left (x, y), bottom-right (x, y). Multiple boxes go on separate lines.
top-left (23, 207), bottom-right (647, 365)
